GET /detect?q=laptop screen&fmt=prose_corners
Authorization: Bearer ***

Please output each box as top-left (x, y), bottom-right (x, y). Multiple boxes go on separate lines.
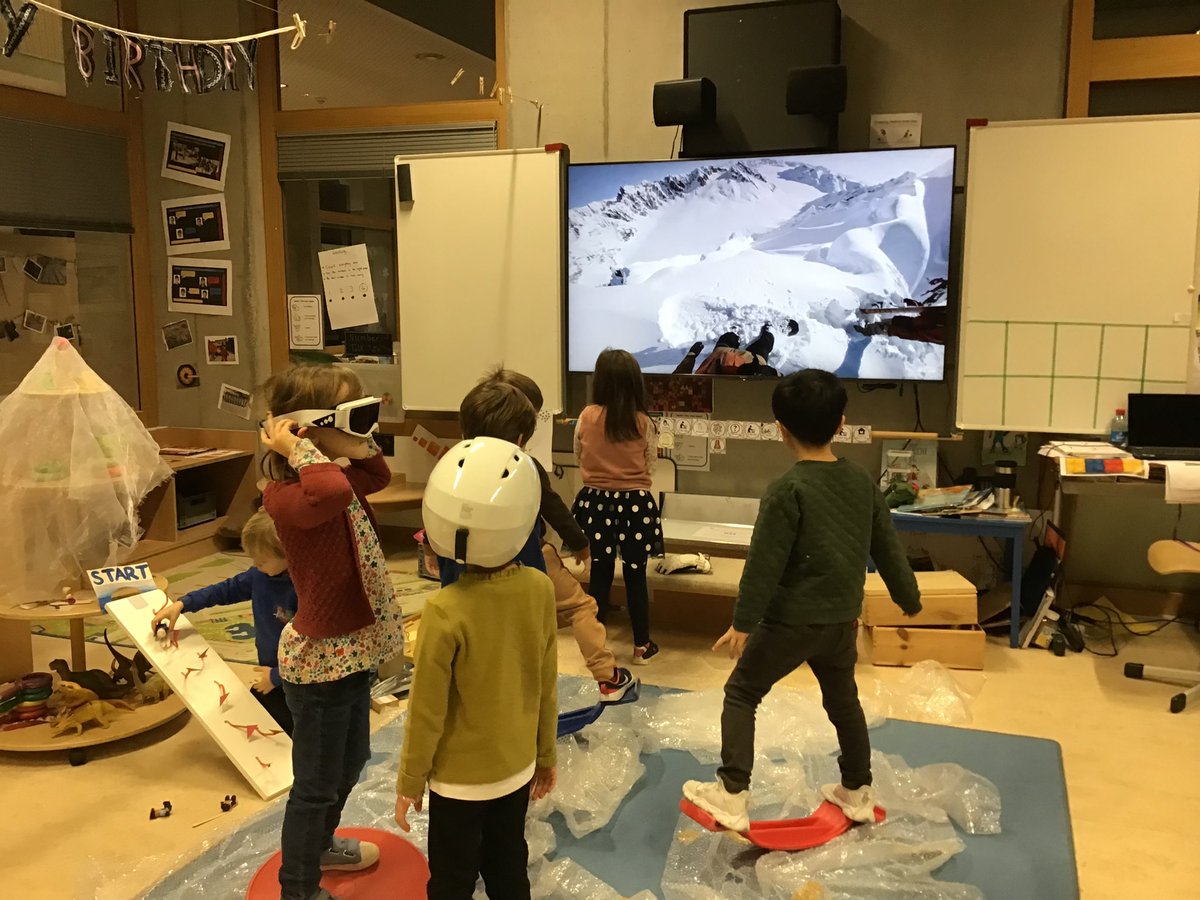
top-left (1127, 394), bottom-right (1200, 448)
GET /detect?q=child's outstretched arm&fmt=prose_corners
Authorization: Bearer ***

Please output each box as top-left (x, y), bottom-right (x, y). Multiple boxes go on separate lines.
top-left (533, 459), bottom-right (588, 556)
top-left (870, 489), bottom-right (921, 615)
top-left (397, 604), bottom-right (455, 820)
top-left (152, 570), bottom-right (255, 631)
top-left (731, 485), bottom-right (801, 634)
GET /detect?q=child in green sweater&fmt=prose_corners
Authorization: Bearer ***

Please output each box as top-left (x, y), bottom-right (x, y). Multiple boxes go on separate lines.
top-left (684, 369), bottom-right (921, 831)
top-left (396, 437), bottom-right (558, 900)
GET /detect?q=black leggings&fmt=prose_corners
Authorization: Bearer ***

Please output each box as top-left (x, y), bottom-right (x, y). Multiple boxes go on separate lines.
top-left (589, 555), bottom-right (652, 647)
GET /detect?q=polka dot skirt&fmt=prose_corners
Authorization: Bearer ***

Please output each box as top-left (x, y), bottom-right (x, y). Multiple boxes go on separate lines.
top-left (572, 487), bottom-right (664, 566)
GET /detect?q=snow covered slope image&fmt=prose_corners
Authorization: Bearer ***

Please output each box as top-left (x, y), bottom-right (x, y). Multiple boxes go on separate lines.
top-left (567, 148), bottom-right (954, 379)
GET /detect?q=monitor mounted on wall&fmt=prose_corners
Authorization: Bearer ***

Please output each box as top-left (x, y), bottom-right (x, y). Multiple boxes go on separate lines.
top-left (566, 147), bottom-right (956, 382)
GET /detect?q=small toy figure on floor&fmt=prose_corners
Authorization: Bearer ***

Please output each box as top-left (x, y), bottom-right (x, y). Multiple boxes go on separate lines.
top-left (150, 801), bottom-right (173, 820)
top-left (397, 437), bottom-right (558, 900)
top-left (572, 350), bottom-right (665, 666)
top-left (259, 365), bottom-right (403, 900)
top-left (152, 511), bottom-right (299, 736)
top-left (425, 367), bottom-right (636, 701)
top-left (683, 371), bottom-right (922, 833)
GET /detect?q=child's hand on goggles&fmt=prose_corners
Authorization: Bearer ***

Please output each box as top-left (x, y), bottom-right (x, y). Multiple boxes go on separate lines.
top-left (260, 414), bottom-right (305, 455)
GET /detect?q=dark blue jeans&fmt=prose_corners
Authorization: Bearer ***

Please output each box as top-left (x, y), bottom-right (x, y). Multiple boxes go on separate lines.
top-left (279, 670), bottom-right (372, 900)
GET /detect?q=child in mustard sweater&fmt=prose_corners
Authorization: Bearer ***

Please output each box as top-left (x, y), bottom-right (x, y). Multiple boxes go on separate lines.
top-left (396, 437), bottom-right (558, 900)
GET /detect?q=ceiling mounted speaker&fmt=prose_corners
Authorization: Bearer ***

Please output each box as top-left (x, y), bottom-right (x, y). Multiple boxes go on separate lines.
top-left (653, 77), bottom-right (716, 127)
top-left (786, 65), bottom-right (847, 116)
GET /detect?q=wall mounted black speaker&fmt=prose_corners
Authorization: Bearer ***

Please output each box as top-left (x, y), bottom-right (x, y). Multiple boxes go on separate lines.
top-left (786, 65), bottom-right (847, 116)
top-left (653, 77), bottom-right (716, 127)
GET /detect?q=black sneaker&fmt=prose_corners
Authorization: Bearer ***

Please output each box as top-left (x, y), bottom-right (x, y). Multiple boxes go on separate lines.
top-left (633, 641), bottom-right (660, 666)
top-left (599, 667), bottom-right (638, 704)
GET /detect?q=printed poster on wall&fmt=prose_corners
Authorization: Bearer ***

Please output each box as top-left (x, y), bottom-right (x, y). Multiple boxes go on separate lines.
top-left (287, 294), bottom-right (324, 349)
top-left (318, 244), bottom-right (379, 330)
top-left (168, 258), bottom-right (232, 317)
top-left (162, 194), bottom-right (230, 255)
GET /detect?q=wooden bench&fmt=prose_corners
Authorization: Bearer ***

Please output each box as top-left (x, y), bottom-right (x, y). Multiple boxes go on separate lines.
top-left (567, 555), bottom-right (746, 634)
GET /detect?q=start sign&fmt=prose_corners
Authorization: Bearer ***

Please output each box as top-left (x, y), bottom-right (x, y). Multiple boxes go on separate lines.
top-left (89, 563), bottom-right (157, 608)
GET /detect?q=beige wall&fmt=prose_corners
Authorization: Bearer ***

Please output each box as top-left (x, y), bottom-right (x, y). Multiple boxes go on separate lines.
top-left (508, 0), bottom-right (1070, 165)
top-left (506, 0), bottom-right (1200, 596)
top-left (137, 0), bottom-right (271, 430)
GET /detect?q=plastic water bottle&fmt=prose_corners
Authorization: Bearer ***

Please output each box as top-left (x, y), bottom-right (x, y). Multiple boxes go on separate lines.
top-left (1109, 408), bottom-right (1128, 447)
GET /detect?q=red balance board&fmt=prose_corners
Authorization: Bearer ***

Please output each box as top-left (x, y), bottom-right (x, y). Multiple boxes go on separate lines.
top-left (679, 797), bottom-right (886, 851)
top-left (247, 828), bottom-right (429, 900)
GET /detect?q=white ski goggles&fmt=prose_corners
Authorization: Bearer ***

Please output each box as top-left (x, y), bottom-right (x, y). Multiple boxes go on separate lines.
top-left (275, 397), bottom-right (382, 438)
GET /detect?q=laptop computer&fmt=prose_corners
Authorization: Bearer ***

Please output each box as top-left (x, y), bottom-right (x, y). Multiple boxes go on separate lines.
top-left (1126, 393), bottom-right (1200, 460)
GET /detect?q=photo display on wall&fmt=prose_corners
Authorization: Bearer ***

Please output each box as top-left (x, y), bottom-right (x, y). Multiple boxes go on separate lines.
top-left (163, 194), bottom-right (230, 255)
top-left (168, 258), bottom-right (232, 317)
top-left (162, 122), bottom-right (232, 190)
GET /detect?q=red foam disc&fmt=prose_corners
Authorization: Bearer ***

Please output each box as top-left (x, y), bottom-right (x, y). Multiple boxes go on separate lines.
top-left (246, 827), bottom-right (429, 900)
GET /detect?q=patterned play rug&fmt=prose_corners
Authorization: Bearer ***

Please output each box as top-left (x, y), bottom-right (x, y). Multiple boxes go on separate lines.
top-left (31, 551), bottom-right (437, 665)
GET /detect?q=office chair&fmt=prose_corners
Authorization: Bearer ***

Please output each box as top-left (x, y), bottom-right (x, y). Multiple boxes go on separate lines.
top-left (1122, 540), bottom-right (1200, 713)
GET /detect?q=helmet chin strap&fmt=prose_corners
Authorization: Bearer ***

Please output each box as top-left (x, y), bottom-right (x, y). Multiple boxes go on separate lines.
top-left (454, 527), bottom-right (469, 565)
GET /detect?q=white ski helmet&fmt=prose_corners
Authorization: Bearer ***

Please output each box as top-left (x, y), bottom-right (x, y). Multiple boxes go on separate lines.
top-left (422, 437), bottom-right (540, 567)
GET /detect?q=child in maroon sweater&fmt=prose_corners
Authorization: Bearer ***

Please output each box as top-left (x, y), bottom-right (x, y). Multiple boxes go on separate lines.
top-left (260, 365), bottom-right (404, 900)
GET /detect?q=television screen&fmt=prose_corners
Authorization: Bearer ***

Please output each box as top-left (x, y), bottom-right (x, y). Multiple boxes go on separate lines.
top-left (567, 148), bottom-right (955, 380)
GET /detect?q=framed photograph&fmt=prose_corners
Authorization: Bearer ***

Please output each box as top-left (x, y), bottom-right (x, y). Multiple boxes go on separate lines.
top-left (55, 322), bottom-right (77, 342)
top-left (161, 122), bottom-right (231, 190)
top-left (161, 318), bottom-right (194, 351)
top-left (22, 256), bottom-right (43, 283)
top-left (218, 383), bottom-right (252, 420)
top-left (163, 194), bottom-right (230, 255)
top-left (168, 258), bottom-right (232, 317)
top-left (22, 308), bottom-right (46, 333)
top-left (205, 334), bottom-right (239, 365)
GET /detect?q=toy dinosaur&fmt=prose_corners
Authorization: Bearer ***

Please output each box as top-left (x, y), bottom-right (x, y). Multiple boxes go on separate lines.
top-left (130, 665), bottom-right (171, 705)
top-left (53, 681), bottom-right (99, 710)
top-left (50, 698), bottom-right (132, 737)
top-left (103, 629), bottom-right (153, 688)
top-left (47, 659), bottom-right (129, 701)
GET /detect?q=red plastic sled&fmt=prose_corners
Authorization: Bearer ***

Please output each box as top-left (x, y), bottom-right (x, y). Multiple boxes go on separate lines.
top-left (680, 797), bottom-right (886, 851)
top-left (246, 828), bottom-right (429, 900)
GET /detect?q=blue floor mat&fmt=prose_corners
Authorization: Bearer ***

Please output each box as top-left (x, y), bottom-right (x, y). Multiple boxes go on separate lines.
top-left (551, 707), bottom-right (1076, 899)
top-left (146, 678), bottom-right (1078, 899)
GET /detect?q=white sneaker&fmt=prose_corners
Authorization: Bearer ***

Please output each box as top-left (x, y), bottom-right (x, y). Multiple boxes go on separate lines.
top-left (821, 783), bottom-right (878, 823)
top-left (683, 779), bottom-right (750, 833)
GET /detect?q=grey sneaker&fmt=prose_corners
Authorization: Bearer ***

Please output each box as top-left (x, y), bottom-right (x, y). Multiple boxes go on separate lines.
top-left (320, 835), bottom-right (380, 872)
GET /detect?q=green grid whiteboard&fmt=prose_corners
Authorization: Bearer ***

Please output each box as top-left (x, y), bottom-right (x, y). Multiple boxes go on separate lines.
top-left (957, 116), bottom-right (1200, 433)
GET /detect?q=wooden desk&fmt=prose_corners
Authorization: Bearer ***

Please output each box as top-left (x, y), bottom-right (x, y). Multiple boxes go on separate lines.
top-left (368, 482), bottom-right (424, 512)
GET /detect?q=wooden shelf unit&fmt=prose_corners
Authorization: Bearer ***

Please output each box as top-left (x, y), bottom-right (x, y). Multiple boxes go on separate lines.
top-left (137, 427), bottom-right (260, 568)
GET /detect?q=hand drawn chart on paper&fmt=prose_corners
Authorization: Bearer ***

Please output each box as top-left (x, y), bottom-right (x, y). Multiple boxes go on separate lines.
top-left (318, 244), bottom-right (379, 330)
top-left (107, 591), bottom-right (293, 799)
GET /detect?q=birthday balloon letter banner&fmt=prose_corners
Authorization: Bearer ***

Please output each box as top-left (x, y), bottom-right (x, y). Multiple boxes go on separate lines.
top-left (2, 1), bottom-right (269, 94)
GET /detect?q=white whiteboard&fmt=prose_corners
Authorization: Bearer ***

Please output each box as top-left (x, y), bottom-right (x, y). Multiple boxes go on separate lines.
top-left (957, 115), bottom-right (1200, 433)
top-left (395, 148), bottom-right (565, 412)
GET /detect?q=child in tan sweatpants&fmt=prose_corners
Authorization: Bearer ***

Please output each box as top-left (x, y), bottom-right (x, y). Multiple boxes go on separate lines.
top-left (541, 543), bottom-right (621, 684)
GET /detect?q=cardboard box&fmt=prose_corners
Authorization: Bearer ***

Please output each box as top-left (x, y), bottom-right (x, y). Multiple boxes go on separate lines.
top-left (869, 625), bottom-right (985, 670)
top-left (862, 570), bottom-right (977, 627)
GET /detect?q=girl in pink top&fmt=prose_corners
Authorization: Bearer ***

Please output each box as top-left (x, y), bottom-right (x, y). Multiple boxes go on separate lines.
top-left (573, 349), bottom-right (664, 664)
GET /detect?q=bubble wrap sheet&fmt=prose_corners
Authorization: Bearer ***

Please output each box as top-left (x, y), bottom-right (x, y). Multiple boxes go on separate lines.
top-left (661, 747), bottom-right (1001, 900)
top-left (866, 661), bottom-right (978, 725)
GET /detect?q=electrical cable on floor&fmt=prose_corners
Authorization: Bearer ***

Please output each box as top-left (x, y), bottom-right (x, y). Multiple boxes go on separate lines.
top-left (1066, 602), bottom-right (1199, 658)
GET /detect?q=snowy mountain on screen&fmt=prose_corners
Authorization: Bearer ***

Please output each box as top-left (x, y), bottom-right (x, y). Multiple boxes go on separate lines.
top-left (567, 153), bottom-right (952, 380)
